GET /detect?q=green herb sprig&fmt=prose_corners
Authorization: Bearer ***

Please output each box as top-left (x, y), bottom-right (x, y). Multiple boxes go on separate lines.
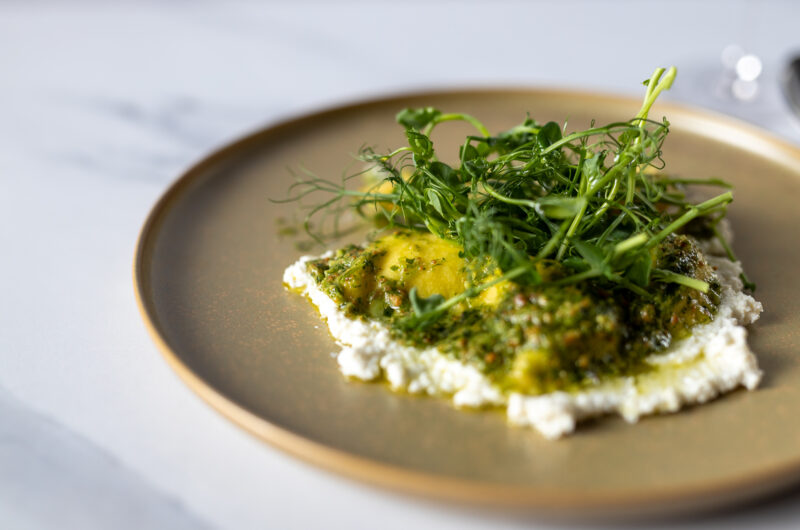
top-left (276, 67), bottom-right (749, 326)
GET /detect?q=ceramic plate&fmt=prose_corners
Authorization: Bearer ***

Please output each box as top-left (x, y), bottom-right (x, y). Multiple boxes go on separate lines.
top-left (134, 89), bottom-right (800, 517)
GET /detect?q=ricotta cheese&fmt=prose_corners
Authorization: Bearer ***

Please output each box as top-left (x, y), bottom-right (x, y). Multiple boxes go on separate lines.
top-left (283, 240), bottom-right (762, 439)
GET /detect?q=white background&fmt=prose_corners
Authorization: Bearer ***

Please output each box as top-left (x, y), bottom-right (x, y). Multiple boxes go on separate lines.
top-left (2, 1), bottom-right (800, 528)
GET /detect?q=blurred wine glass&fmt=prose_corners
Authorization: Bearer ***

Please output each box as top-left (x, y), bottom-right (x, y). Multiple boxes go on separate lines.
top-left (717, 44), bottom-right (763, 102)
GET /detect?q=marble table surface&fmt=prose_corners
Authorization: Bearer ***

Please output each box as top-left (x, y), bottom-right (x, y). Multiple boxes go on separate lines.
top-left (3, 1), bottom-right (800, 528)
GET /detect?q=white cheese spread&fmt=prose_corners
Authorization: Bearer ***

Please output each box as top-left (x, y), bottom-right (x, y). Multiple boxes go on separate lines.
top-left (283, 241), bottom-right (762, 439)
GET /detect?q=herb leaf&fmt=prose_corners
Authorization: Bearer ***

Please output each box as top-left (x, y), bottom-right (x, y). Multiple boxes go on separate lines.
top-left (397, 107), bottom-right (442, 130)
top-left (408, 288), bottom-right (445, 318)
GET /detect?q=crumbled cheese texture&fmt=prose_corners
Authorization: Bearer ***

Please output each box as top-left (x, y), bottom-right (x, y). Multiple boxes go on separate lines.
top-left (283, 234), bottom-right (763, 439)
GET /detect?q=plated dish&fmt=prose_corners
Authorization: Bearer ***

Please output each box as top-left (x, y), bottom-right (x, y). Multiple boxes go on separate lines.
top-left (135, 86), bottom-right (800, 516)
top-left (280, 68), bottom-right (763, 439)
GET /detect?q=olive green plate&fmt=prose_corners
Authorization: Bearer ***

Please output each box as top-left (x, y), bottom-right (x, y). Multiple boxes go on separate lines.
top-left (135, 89), bottom-right (800, 517)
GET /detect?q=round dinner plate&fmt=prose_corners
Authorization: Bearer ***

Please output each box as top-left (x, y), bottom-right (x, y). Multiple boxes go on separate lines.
top-left (134, 89), bottom-right (800, 517)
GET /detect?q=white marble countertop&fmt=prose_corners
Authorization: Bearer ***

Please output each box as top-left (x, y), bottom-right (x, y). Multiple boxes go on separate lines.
top-left (3, 1), bottom-right (800, 528)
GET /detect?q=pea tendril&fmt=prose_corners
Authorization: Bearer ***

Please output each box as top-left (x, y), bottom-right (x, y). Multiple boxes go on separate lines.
top-left (274, 67), bottom-right (751, 326)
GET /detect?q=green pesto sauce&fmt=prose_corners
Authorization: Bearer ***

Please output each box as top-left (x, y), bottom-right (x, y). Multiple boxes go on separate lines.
top-left (306, 234), bottom-right (721, 395)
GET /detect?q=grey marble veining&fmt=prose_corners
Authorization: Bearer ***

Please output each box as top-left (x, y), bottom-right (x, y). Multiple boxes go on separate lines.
top-left (0, 386), bottom-right (212, 530)
top-left (2, 1), bottom-right (800, 528)
top-left (50, 94), bottom-right (263, 182)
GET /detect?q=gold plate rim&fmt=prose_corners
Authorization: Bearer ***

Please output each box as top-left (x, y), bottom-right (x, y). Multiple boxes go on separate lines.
top-left (133, 87), bottom-right (800, 517)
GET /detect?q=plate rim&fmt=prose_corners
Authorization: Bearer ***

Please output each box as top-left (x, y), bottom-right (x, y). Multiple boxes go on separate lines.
top-left (133, 87), bottom-right (800, 517)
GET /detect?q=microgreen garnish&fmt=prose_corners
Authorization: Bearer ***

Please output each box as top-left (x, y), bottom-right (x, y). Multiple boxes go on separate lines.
top-left (275, 67), bottom-right (749, 326)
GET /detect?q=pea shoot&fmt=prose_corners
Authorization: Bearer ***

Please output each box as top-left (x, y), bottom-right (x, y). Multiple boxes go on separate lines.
top-left (277, 67), bottom-right (749, 327)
